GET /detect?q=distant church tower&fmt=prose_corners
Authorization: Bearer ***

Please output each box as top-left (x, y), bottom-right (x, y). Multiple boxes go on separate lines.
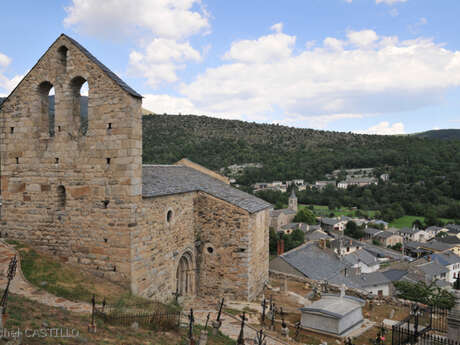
top-left (288, 189), bottom-right (298, 211)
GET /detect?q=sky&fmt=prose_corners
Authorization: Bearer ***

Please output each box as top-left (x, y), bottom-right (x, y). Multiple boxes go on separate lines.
top-left (1, 0), bottom-right (460, 134)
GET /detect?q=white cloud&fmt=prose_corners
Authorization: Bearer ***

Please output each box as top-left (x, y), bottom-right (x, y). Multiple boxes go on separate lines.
top-left (64, 0), bottom-right (209, 89)
top-left (129, 39), bottom-right (202, 87)
top-left (173, 27), bottom-right (460, 127)
top-left (0, 52), bottom-right (23, 97)
top-left (356, 121), bottom-right (405, 135)
top-left (347, 30), bottom-right (379, 47)
top-left (376, 0), bottom-right (407, 5)
top-left (64, 0), bottom-right (209, 40)
top-left (223, 25), bottom-right (295, 63)
top-left (142, 94), bottom-right (243, 119)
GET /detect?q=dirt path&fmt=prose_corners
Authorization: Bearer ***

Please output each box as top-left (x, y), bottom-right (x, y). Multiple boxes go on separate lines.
top-left (0, 240), bottom-right (91, 314)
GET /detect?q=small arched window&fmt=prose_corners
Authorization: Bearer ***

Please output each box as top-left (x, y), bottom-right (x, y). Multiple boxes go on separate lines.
top-left (57, 185), bottom-right (66, 210)
top-left (70, 76), bottom-right (89, 135)
top-left (57, 46), bottom-right (68, 73)
top-left (166, 210), bottom-right (173, 223)
top-left (38, 81), bottom-right (55, 137)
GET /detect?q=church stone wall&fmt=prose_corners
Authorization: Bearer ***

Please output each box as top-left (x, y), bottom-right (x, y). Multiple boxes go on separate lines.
top-left (0, 35), bottom-right (142, 283)
top-left (194, 192), bottom-right (268, 301)
top-left (132, 193), bottom-right (197, 300)
top-left (248, 208), bottom-right (270, 300)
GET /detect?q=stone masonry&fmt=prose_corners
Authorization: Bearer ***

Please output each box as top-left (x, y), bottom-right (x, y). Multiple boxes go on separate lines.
top-left (0, 34), bottom-right (271, 301)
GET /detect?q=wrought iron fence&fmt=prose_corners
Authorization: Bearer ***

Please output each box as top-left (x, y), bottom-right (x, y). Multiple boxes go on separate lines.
top-left (392, 330), bottom-right (459, 345)
top-left (392, 305), bottom-right (457, 345)
top-left (94, 299), bottom-right (181, 331)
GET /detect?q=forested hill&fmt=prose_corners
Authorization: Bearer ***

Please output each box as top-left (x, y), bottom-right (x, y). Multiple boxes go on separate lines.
top-left (415, 129), bottom-right (460, 141)
top-left (142, 114), bottom-right (460, 187)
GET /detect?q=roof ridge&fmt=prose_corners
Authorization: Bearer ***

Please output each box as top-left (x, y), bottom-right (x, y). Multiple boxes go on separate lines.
top-left (62, 34), bottom-right (142, 99)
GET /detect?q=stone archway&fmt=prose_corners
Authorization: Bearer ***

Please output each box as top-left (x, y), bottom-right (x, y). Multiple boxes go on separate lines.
top-left (176, 251), bottom-right (195, 296)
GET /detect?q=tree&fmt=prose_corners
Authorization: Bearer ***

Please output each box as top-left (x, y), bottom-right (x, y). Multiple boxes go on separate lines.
top-left (269, 228), bottom-right (279, 255)
top-left (293, 208), bottom-right (316, 224)
top-left (344, 221), bottom-right (365, 239)
top-left (412, 219), bottom-right (424, 230)
top-left (394, 281), bottom-right (455, 309)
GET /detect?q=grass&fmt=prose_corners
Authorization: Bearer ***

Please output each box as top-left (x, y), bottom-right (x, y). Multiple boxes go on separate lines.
top-left (5, 240), bottom-right (148, 305)
top-left (389, 215), bottom-right (455, 229)
top-left (2, 292), bottom-right (234, 345)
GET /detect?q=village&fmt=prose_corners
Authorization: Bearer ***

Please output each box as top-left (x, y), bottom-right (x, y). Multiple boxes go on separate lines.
top-left (0, 1), bottom-right (460, 344)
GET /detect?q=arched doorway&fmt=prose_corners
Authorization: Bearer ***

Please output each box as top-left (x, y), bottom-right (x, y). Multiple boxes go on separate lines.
top-left (176, 251), bottom-right (195, 296)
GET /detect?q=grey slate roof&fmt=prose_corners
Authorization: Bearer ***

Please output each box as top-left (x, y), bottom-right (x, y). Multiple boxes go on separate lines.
top-left (349, 272), bottom-right (391, 288)
top-left (425, 252), bottom-right (460, 266)
top-left (321, 218), bottom-right (340, 226)
top-left (446, 224), bottom-right (460, 234)
top-left (382, 269), bottom-right (408, 282)
top-left (375, 230), bottom-right (397, 240)
top-left (142, 165), bottom-right (272, 213)
top-left (415, 261), bottom-right (449, 278)
top-left (279, 243), bottom-right (362, 289)
top-left (63, 34), bottom-right (142, 99)
top-left (364, 227), bottom-right (382, 236)
top-left (343, 249), bottom-right (379, 267)
top-left (270, 209), bottom-right (296, 217)
top-left (305, 230), bottom-right (331, 242)
top-left (0, 97), bottom-right (5, 107)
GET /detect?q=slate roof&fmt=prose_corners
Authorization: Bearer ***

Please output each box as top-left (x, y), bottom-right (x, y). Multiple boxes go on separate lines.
top-left (363, 228), bottom-right (382, 236)
top-left (343, 249), bottom-right (379, 267)
top-left (270, 209), bottom-right (296, 217)
top-left (375, 230), bottom-right (398, 240)
top-left (321, 218), bottom-right (340, 226)
top-left (425, 252), bottom-right (460, 267)
top-left (399, 227), bottom-right (416, 234)
top-left (446, 224), bottom-right (460, 234)
top-left (421, 241), bottom-right (456, 252)
top-left (382, 269), bottom-right (408, 282)
top-left (63, 34), bottom-right (142, 99)
top-left (438, 236), bottom-right (460, 244)
top-left (142, 165), bottom-right (272, 214)
top-left (415, 261), bottom-right (449, 278)
top-left (305, 230), bottom-right (331, 242)
top-left (279, 243), bottom-right (361, 288)
top-left (349, 272), bottom-right (391, 288)
top-left (0, 97), bottom-right (5, 107)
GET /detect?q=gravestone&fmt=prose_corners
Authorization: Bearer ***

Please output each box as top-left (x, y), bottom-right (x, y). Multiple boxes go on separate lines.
top-left (300, 286), bottom-right (365, 336)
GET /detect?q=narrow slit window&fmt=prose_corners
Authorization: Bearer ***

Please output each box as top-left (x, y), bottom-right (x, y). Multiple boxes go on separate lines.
top-left (57, 185), bottom-right (66, 209)
top-left (38, 81), bottom-right (55, 137)
top-left (10, 127), bottom-right (14, 134)
top-left (15, 157), bottom-right (19, 164)
top-left (55, 158), bottom-right (59, 164)
top-left (106, 158), bottom-right (111, 165)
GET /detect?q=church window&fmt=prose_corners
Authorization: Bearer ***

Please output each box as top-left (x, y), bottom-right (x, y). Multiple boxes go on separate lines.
top-left (57, 46), bottom-right (68, 73)
top-left (166, 210), bottom-right (173, 223)
top-left (70, 76), bottom-right (89, 135)
top-left (57, 185), bottom-right (66, 209)
top-left (38, 81), bottom-right (55, 137)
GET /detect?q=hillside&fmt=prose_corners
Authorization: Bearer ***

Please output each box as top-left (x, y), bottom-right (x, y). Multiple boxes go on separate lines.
top-left (142, 114), bottom-right (460, 182)
top-left (415, 129), bottom-right (460, 141)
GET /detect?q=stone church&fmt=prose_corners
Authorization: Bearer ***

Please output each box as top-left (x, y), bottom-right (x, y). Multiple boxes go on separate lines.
top-left (0, 34), bottom-right (272, 301)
